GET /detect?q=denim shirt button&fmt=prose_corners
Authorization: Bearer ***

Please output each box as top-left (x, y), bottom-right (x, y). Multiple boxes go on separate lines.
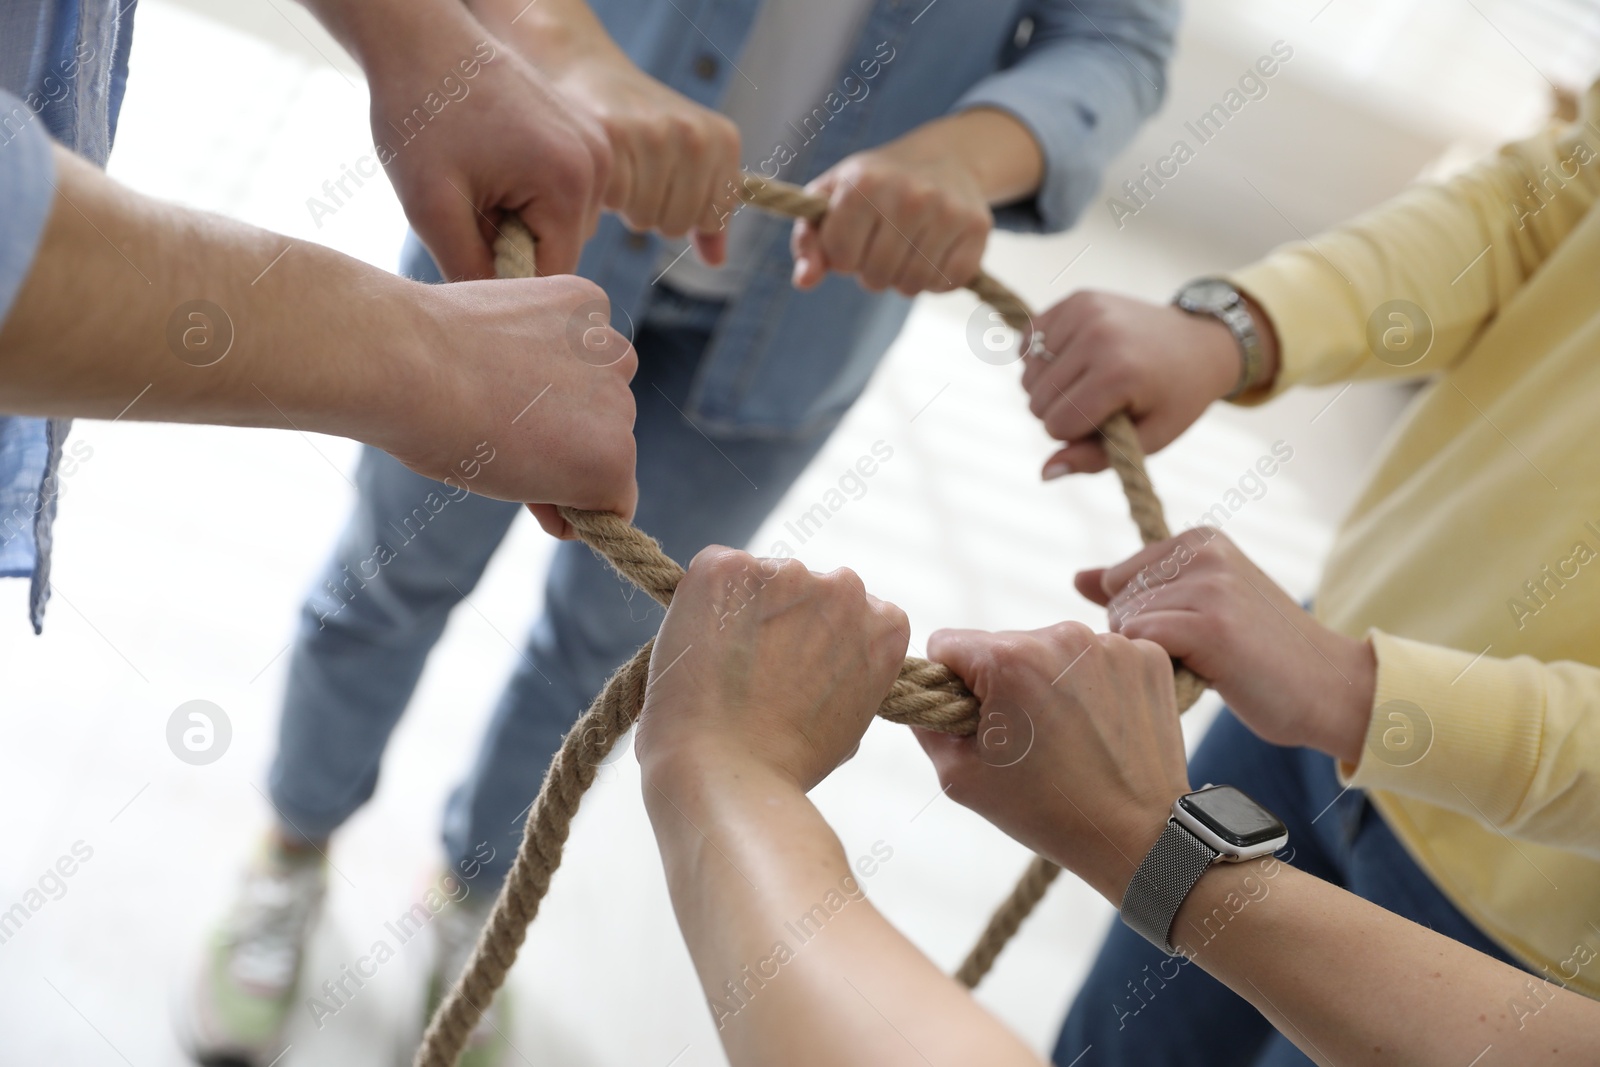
top-left (692, 54), bottom-right (719, 80)
top-left (625, 232), bottom-right (650, 251)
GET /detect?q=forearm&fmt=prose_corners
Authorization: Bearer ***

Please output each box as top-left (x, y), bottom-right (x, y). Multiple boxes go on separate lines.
top-left (910, 109), bottom-right (1043, 208)
top-left (1168, 860), bottom-right (1600, 1065)
top-left (297, 0), bottom-right (487, 84)
top-left (0, 145), bottom-right (432, 447)
top-left (643, 748), bottom-right (1039, 1067)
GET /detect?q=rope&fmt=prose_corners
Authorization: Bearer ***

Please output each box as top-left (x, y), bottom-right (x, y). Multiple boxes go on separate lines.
top-left (417, 177), bottom-right (1206, 1066)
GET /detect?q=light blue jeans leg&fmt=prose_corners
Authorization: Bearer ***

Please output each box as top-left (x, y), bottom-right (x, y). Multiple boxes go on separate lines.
top-left (267, 446), bottom-right (521, 842)
top-left (267, 237), bottom-right (522, 842)
top-left (440, 284), bottom-right (842, 885)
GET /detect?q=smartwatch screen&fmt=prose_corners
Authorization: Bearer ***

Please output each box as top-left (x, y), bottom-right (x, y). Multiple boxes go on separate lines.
top-left (1179, 786), bottom-right (1285, 848)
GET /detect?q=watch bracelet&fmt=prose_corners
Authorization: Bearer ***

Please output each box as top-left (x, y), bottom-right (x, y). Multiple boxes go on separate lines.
top-left (1119, 820), bottom-right (1219, 955)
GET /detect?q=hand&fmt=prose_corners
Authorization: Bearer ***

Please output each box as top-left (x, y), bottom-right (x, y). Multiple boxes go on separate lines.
top-left (381, 274), bottom-right (638, 539)
top-left (475, 0), bottom-right (742, 263)
top-left (1021, 291), bottom-right (1277, 478)
top-left (916, 623), bottom-right (1188, 902)
top-left (1077, 528), bottom-right (1375, 764)
top-left (365, 30), bottom-right (611, 281)
top-left (552, 55), bottom-right (743, 263)
top-left (792, 139), bottom-right (992, 297)
top-left (636, 548), bottom-right (909, 792)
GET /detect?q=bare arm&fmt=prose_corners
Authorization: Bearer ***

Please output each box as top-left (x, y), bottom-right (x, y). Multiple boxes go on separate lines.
top-left (636, 549), bottom-right (1043, 1067)
top-left (1171, 858), bottom-right (1600, 1065)
top-left (0, 144), bottom-right (638, 528)
top-left (919, 624), bottom-right (1600, 1067)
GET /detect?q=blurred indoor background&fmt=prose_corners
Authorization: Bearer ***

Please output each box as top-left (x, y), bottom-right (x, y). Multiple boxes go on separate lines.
top-left (3, 0), bottom-right (1599, 1063)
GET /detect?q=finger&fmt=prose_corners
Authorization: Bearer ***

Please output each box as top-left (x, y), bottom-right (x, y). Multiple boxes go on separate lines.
top-left (1041, 441), bottom-right (1110, 480)
top-left (520, 202), bottom-right (585, 277)
top-left (909, 221), bottom-right (964, 295)
top-left (694, 229), bottom-right (728, 268)
top-left (1074, 568), bottom-right (1111, 606)
top-left (603, 142), bottom-right (638, 220)
top-left (1099, 529), bottom-right (1217, 599)
top-left (1020, 296), bottom-right (1099, 393)
top-left (926, 627), bottom-right (996, 690)
top-left (526, 503), bottom-right (572, 540)
top-left (1025, 341), bottom-right (1094, 423)
top-left (816, 181), bottom-right (879, 276)
top-left (865, 593), bottom-right (912, 652)
top-left (939, 220), bottom-right (987, 293)
top-left (412, 180), bottom-right (496, 282)
top-left (658, 147), bottom-right (708, 238)
top-left (624, 140), bottom-right (671, 234)
top-left (791, 219), bottom-right (827, 290)
top-left (1114, 608), bottom-right (1205, 663)
top-left (858, 204), bottom-right (913, 292)
top-left (1037, 358), bottom-right (1130, 445)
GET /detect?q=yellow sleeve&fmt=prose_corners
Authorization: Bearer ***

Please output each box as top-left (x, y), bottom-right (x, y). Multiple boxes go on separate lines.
top-left (1343, 631), bottom-right (1600, 859)
top-left (1225, 80), bottom-right (1600, 401)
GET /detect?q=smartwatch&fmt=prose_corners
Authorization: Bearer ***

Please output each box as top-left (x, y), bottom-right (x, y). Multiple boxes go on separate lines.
top-left (1173, 278), bottom-right (1265, 399)
top-left (1119, 785), bottom-right (1288, 954)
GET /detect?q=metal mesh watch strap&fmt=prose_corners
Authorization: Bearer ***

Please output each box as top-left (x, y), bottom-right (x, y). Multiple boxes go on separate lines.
top-left (1120, 820), bottom-right (1219, 954)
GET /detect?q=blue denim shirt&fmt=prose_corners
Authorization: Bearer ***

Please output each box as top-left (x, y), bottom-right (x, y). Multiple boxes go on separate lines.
top-left (0, 0), bottom-right (1172, 631)
top-left (574, 0), bottom-right (1176, 437)
top-left (0, 0), bottom-right (133, 632)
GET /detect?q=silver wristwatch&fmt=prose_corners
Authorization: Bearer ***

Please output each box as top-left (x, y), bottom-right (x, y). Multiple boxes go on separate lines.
top-left (1173, 278), bottom-right (1265, 399)
top-left (1120, 785), bottom-right (1288, 955)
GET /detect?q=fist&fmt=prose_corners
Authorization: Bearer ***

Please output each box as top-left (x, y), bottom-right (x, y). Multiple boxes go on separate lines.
top-left (916, 622), bottom-right (1189, 902)
top-left (637, 548), bottom-right (910, 791)
top-left (1077, 528), bottom-right (1375, 764)
top-left (1021, 291), bottom-right (1251, 478)
top-left (791, 145), bottom-right (991, 296)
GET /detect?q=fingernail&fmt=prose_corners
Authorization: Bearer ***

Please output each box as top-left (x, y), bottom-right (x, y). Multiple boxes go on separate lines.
top-left (1043, 460), bottom-right (1071, 481)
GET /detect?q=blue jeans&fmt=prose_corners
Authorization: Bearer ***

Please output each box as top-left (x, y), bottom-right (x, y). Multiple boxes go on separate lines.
top-left (267, 241), bottom-right (839, 884)
top-left (1052, 708), bottom-right (1527, 1067)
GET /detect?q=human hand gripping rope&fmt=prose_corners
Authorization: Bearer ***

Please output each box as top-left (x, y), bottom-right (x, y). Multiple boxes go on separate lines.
top-left (416, 174), bottom-right (1209, 1067)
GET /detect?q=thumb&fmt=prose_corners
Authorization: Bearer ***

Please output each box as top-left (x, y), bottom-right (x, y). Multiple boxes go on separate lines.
top-left (1075, 569), bottom-right (1112, 606)
top-left (527, 503), bottom-right (574, 540)
top-left (911, 725), bottom-right (973, 779)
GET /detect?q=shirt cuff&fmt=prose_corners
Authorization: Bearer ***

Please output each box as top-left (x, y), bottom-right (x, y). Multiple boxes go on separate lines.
top-left (1224, 255), bottom-right (1365, 406)
top-left (0, 92), bottom-right (56, 327)
top-left (1341, 630), bottom-right (1544, 827)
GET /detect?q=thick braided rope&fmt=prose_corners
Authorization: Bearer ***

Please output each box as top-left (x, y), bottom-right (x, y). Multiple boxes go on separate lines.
top-left (418, 179), bottom-right (1204, 1066)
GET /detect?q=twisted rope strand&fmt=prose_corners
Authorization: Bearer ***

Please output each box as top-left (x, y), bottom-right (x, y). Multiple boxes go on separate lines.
top-left (418, 177), bottom-right (1206, 1066)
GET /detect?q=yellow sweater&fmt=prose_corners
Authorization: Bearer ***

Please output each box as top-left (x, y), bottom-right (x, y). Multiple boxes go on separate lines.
top-left (1229, 83), bottom-right (1600, 996)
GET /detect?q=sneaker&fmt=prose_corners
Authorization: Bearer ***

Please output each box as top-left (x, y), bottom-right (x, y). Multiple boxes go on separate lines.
top-left (422, 891), bottom-right (513, 1067)
top-left (179, 836), bottom-right (328, 1065)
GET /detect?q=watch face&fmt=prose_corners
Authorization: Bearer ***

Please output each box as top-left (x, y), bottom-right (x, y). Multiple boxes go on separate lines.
top-left (1179, 279), bottom-right (1238, 314)
top-left (1179, 786), bottom-right (1285, 849)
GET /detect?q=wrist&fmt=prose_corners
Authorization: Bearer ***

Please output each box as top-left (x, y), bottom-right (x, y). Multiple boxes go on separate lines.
top-left (1077, 793), bottom-right (1185, 904)
top-left (342, 276), bottom-right (460, 459)
top-left (1313, 635), bottom-right (1377, 766)
top-left (641, 739), bottom-right (802, 823)
top-left (471, 0), bottom-right (621, 76)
